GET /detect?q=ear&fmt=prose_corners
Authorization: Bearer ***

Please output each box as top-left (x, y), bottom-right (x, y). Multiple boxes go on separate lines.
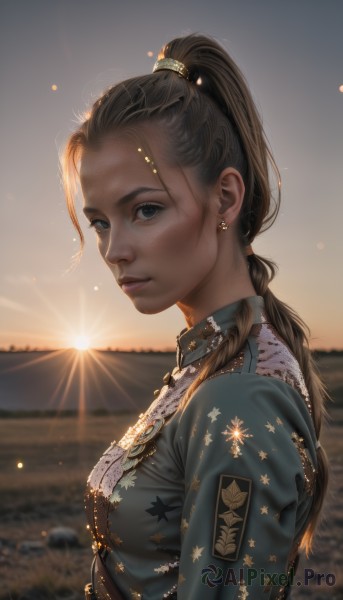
top-left (216, 167), bottom-right (245, 224)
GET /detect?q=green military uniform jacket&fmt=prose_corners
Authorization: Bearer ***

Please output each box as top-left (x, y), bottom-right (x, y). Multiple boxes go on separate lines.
top-left (85, 296), bottom-right (317, 599)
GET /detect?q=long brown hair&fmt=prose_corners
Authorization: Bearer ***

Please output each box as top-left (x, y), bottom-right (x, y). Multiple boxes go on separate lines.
top-left (62, 33), bottom-right (328, 553)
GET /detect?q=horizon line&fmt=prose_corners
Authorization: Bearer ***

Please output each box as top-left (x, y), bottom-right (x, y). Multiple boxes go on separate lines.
top-left (1, 346), bottom-right (343, 354)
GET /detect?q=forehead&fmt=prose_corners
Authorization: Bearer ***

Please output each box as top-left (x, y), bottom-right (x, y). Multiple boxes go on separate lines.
top-left (79, 126), bottom-right (206, 207)
top-left (80, 126), bottom-right (170, 181)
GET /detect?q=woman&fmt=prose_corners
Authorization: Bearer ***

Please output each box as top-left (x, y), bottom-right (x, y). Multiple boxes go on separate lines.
top-left (62, 34), bottom-right (328, 600)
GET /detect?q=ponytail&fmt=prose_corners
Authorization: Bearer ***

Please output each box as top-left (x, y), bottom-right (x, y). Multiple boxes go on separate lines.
top-left (248, 252), bottom-right (329, 554)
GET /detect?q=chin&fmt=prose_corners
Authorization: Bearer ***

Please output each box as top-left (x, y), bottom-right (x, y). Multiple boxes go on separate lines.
top-left (130, 297), bottom-right (174, 315)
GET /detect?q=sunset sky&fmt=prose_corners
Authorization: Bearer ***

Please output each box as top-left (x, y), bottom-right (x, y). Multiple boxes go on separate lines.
top-left (1, 0), bottom-right (342, 351)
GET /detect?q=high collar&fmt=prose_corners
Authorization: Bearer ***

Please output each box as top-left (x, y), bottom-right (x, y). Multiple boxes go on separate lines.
top-left (176, 296), bottom-right (265, 370)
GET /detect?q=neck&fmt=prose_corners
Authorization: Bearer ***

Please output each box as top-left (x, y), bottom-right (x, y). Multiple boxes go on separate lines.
top-left (177, 253), bottom-right (256, 329)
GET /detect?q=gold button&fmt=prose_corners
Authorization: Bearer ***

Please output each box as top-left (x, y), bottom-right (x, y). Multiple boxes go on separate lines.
top-left (154, 389), bottom-right (160, 397)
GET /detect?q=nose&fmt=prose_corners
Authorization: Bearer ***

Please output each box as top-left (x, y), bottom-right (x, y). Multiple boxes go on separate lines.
top-left (102, 225), bottom-right (135, 265)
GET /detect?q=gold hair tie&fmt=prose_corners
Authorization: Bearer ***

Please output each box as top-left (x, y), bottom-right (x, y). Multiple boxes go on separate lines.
top-left (153, 58), bottom-right (189, 80)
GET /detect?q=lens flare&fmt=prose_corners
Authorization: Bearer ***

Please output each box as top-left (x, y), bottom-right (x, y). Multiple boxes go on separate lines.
top-left (73, 335), bottom-right (90, 351)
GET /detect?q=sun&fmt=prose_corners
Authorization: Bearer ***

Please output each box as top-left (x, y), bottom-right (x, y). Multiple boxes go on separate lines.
top-left (73, 335), bottom-right (91, 351)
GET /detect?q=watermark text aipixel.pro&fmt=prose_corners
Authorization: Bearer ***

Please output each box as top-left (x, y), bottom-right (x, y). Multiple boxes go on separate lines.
top-left (201, 564), bottom-right (336, 588)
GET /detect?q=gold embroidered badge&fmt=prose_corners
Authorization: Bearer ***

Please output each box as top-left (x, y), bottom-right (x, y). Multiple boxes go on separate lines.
top-left (212, 475), bottom-right (252, 561)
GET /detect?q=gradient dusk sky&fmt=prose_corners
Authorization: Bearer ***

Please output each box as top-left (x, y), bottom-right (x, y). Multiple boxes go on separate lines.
top-left (1, 0), bottom-right (342, 351)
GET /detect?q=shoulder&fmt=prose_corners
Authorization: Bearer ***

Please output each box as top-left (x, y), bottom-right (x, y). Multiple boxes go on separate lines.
top-left (182, 320), bottom-right (313, 427)
top-left (175, 341), bottom-right (316, 468)
top-left (180, 370), bottom-right (313, 440)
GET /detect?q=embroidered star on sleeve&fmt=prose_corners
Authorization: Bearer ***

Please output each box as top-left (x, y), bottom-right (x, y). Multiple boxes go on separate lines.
top-left (260, 474), bottom-right (270, 486)
top-left (191, 423), bottom-right (198, 438)
top-left (203, 431), bottom-right (213, 446)
top-left (258, 450), bottom-right (268, 461)
top-left (190, 475), bottom-right (201, 491)
top-left (276, 417), bottom-right (283, 425)
top-left (243, 554), bottom-right (254, 567)
top-left (269, 554), bottom-right (277, 562)
top-left (191, 545), bottom-right (204, 562)
top-left (181, 518), bottom-right (189, 533)
top-left (260, 505), bottom-right (269, 515)
top-left (208, 407), bottom-right (221, 422)
top-left (111, 533), bottom-right (123, 546)
top-left (248, 538), bottom-right (255, 548)
top-left (115, 561), bottom-right (125, 573)
top-left (265, 421), bottom-right (275, 433)
top-left (238, 583), bottom-right (249, 600)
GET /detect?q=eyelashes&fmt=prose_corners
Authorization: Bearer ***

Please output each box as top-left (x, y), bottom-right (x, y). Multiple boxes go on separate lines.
top-left (88, 219), bottom-right (109, 233)
top-left (135, 203), bottom-right (162, 220)
top-left (88, 203), bottom-right (163, 233)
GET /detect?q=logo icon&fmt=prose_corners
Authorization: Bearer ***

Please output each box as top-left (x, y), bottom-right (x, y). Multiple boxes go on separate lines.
top-left (201, 564), bottom-right (223, 587)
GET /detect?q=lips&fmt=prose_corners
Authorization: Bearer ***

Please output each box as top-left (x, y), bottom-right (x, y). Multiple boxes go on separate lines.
top-left (118, 277), bottom-right (150, 286)
top-left (118, 277), bottom-right (151, 295)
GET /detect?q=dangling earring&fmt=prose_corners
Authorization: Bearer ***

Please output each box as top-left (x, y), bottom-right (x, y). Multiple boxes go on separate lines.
top-left (217, 220), bottom-right (229, 232)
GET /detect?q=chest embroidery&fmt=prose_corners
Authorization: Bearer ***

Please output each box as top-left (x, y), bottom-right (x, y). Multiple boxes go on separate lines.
top-left (122, 418), bottom-right (165, 472)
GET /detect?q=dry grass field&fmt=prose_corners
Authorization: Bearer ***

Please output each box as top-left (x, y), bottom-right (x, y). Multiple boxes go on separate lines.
top-left (1, 354), bottom-right (342, 599)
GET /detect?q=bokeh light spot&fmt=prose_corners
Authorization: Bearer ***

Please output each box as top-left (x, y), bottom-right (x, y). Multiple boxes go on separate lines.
top-left (51, 84), bottom-right (58, 91)
top-left (147, 51), bottom-right (154, 58)
top-left (316, 241), bottom-right (325, 251)
top-left (339, 84), bottom-right (343, 93)
top-left (17, 462), bottom-right (24, 469)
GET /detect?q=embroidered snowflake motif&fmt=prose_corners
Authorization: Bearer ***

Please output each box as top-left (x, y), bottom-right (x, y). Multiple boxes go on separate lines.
top-left (221, 417), bottom-right (253, 458)
top-left (119, 469), bottom-right (137, 490)
top-left (109, 490), bottom-right (123, 504)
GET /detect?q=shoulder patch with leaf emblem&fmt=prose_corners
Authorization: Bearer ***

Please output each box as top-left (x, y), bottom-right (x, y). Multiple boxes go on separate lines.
top-left (212, 475), bottom-right (252, 561)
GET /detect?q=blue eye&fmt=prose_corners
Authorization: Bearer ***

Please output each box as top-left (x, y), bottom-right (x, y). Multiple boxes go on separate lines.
top-left (88, 219), bottom-right (109, 233)
top-left (136, 203), bottom-right (162, 220)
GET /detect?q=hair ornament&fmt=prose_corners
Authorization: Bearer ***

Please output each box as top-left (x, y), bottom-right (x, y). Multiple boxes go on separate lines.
top-left (153, 58), bottom-right (189, 80)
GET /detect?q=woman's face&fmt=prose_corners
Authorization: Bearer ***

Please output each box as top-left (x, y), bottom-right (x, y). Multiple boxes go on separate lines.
top-left (80, 129), bottom-right (222, 315)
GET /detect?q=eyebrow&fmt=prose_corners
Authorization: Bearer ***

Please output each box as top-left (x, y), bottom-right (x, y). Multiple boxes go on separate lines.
top-left (83, 186), bottom-right (164, 215)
